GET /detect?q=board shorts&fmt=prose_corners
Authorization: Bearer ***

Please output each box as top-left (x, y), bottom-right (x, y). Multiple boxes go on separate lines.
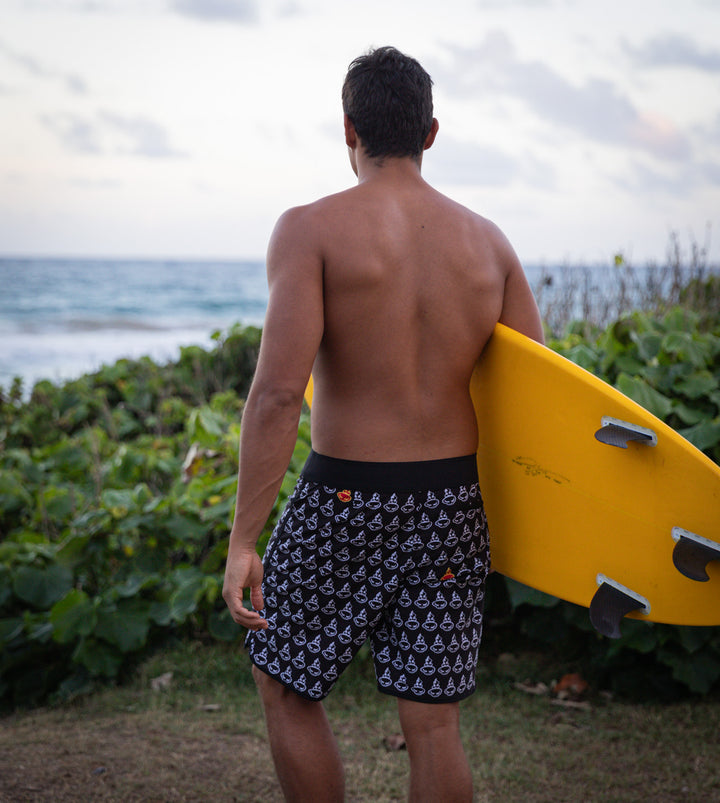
top-left (246, 450), bottom-right (490, 703)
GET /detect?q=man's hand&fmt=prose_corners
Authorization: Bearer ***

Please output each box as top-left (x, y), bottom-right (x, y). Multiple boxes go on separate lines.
top-left (222, 547), bottom-right (268, 631)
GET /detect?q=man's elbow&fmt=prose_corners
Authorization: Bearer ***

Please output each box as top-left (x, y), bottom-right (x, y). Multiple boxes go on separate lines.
top-left (247, 381), bottom-right (305, 416)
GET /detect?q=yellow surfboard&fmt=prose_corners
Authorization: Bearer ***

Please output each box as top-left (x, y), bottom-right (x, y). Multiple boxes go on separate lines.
top-left (304, 323), bottom-right (720, 636)
top-left (471, 323), bottom-right (720, 635)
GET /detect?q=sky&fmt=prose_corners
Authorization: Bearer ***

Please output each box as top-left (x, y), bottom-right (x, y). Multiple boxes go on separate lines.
top-left (1, 0), bottom-right (719, 266)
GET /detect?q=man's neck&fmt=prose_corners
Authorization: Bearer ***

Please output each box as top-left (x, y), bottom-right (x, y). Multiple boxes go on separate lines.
top-left (354, 152), bottom-right (425, 185)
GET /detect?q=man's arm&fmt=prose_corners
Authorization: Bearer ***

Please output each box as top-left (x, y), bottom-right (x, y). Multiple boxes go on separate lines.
top-left (223, 206), bottom-right (324, 630)
top-left (495, 229), bottom-right (545, 344)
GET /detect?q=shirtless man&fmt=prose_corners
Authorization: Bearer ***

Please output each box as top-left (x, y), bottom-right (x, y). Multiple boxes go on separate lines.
top-left (223, 46), bottom-right (544, 802)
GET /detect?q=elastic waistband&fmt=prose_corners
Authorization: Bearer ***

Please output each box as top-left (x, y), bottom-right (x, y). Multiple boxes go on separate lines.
top-left (301, 450), bottom-right (478, 493)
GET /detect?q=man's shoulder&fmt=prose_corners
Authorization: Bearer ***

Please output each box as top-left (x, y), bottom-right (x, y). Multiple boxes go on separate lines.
top-left (286, 186), bottom-right (359, 214)
top-left (274, 187), bottom-right (358, 230)
top-left (433, 190), bottom-right (511, 246)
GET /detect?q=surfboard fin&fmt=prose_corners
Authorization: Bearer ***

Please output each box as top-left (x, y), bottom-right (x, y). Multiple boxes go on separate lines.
top-left (594, 416), bottom-right (657, 449)
top-left (672, 527), bottom-right (720, 582)
top-left (589, 575), bottom-right (651, 638)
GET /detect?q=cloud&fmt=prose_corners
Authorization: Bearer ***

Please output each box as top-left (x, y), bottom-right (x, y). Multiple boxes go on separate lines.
top-left (170, 0), bottom-right (259, 23)
top-left (41, 112), bottom-right (102, 154)
top-left (67, 177), bottom-right (121, 190)
top-left (426, 135), bottom-right (555, 190)
top-left (428, 138), bottom-right (518, 186)
top-left (616, 156), bottom-right (720, 197)
top-left (99, 112), bottom-right (187, 158)
top-left (0, 39), bottom-right (87, 94)
top-left (437, 32), bottom-right (691, 161)
top-left (624, 33), bottom-right (720, 72)
top-left (41, 111), bottom-right (186, 158)
top-left (477, 0), bottom-right (551, 6)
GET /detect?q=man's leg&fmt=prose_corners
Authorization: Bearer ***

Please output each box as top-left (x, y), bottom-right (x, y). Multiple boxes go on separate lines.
top-left (253, 665), bottom-right (345, 802)
top-left (397, 698), bottom-right (473, 803)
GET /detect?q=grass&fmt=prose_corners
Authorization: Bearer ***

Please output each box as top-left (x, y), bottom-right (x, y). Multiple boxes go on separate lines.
top-left (533, 230), bottom-right (719, 336)
top-left (1, 640), bottom-right (719, 802)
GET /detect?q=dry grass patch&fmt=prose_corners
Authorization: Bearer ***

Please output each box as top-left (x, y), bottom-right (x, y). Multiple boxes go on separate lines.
top-left (1, 643), bottom-right (719, 802)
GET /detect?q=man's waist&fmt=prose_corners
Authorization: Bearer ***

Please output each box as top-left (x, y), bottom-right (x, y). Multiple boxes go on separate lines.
top-left (301, 450), bottom-right (478, 493)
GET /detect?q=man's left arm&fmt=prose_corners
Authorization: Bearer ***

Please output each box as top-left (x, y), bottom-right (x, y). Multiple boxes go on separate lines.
top-left (222, 206), bottom-right (324, 630)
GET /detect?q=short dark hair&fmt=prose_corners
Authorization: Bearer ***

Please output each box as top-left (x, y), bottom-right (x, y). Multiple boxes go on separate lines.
top-left (341, 46), bottom-right (434, 161)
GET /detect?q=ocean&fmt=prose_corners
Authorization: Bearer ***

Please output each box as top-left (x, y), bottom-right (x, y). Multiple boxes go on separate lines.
top-left (2, 256), bottom-right (713, 394)
top-left (1, 258), bottom-right (268, 392)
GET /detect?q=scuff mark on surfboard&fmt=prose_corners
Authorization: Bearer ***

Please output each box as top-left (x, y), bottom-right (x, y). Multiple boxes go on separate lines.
top-left (512, 457), bottom-right (569, 486)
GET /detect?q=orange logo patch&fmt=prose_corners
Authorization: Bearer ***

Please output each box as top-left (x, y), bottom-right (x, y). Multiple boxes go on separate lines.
top-left (441, 567), bottom-right (455, 582)
top-left (337, 490), bottom-right (351, 503)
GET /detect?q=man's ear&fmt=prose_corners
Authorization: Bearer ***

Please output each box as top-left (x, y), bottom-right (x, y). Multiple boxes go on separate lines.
top-left (344, 114), bottom-right (358, 149)
top-left (423, 118), bottom-right (439, 150)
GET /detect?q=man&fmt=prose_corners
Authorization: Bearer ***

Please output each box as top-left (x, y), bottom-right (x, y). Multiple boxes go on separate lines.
top-left (223, 46), bottom-right (544, 802)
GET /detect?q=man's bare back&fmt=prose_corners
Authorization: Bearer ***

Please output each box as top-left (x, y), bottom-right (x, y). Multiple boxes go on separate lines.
top-left (264, 156), bottom-right (543, 463)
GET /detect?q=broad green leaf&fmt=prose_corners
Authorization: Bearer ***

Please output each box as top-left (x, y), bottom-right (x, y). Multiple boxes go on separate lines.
top-left (25, 619), bottom-right (53, 643)
top-left (666, 649), bottom-right (720, 694)
top-left (661, 332), bottom-right (711, 368)
top-left (201, 496), bottom-right (233, 524)
top-left (563, 344), bottom-right (600, 372)
top-left (201, 540), bottom-right (228, 574)
top-left (100, 488), bottom-right (138, 518)
top-left (72, 637), bottom-right (123, 678)
top-left (615, 374), bottom-right (674, 420)
top-left (631, 331), bottom-right (662, 362)
top-left (677, 626), bottom-right (713, 654)
top-left (616, 619), bottom-right (657, 654)
top-left (614, 353), bottom-right (646, 375)
top-left (41, 486), bottom-right (76, 523)
top-left (50, 589), bottom-right (96, 643)
top-left (94, 599), bottom-right (151, 653)
top-left (504, 578), bottom-right (559, 609)
top-left (169, 574), bottom-right (205, 622)
top-left (672, 401), bottom-right (709, 426)
top-left (0, 617), bottom-right (24, 645)
top-left (149, 600), bottom-right (172, 626)
top-left (114, 572), bottom-right (160, 598)
top-left (208, 607), bottom-right (241, 642)
top-left (13, 564), bottom-right (73, 609)
top-left (55, 532), bottom-right (92, 568)
top-left (674, 371), bottom-right (719, 400)
top-left (0, 566), bottom-right (12, 607)
top-left (0, 471), bottom-right (32, 514)
top-left (678, 419), bottom-right (720, 452)
top-left (164, 513), bottom-right (207, 542)
top-left (186, 406), bottom-right (225, 447)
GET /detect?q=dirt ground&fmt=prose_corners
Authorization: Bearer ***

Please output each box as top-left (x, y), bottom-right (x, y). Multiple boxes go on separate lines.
top-left (0, 709), bottom-right (286, 803)
top-left (0, 699), bottom-right (415, 803)
top-left (2, 678), bottom-right (719, 803)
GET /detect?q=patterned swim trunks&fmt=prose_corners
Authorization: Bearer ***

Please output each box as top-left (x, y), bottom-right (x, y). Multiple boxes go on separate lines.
top-left (246, 450), bottom-right (490, 703)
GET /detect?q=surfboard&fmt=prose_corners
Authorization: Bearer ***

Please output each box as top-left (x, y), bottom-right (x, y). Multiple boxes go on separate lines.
top-left (305, 323), bottom-right (720, 636)
top-left (470, 323), bottom-right (720, 635)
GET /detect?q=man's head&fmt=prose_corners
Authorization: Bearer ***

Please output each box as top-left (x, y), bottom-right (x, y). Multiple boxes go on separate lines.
top-left (342, 46), bottom-right (434, 162)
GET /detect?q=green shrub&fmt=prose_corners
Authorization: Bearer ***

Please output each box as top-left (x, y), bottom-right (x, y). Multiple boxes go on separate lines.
top-left (0, 325), bottom-right (289, 707)
top-left (2, 301), bottom-right (720, 706)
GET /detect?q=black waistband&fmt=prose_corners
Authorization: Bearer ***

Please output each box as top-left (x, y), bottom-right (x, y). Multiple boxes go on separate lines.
top-left (301, 450), bottom-right (478, 493)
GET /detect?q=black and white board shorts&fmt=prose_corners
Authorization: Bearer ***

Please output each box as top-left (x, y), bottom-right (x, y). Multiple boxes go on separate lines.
top-left (246, 450), bottom-right (490, 703)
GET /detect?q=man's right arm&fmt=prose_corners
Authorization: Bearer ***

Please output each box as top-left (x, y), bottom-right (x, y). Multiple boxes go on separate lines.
top-left (494, 227), bottom-right (545, 344)
top-left (222, 205), bottom-right (324, 630)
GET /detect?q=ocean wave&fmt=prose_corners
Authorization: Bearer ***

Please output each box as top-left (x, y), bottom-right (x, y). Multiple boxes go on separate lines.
top-left (7, 317), bottom-right (222, 335)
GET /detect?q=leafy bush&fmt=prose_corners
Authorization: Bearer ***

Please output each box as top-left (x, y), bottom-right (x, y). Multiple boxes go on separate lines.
top-left (2, 302), bottom-right (720, 706)
top-left (550, 308), bottom-right (720, 462)
top-left (0, 325), bottom-right (314, 707)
